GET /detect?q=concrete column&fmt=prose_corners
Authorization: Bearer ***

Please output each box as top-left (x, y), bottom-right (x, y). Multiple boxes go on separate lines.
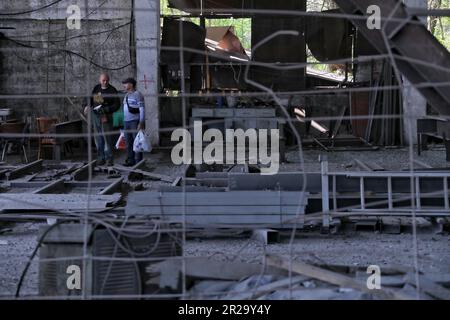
top-left (135, 0), bottom-right (160, 146)
top-left (402, 0), bottom-right (427, 145)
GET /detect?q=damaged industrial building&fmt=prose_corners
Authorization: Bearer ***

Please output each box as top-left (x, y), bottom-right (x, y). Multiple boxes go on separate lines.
top-left (0, 0), bottom-right (449, 302)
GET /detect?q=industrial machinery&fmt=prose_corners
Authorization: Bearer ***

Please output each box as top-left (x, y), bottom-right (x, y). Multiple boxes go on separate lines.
top-left (38, 222), bottom-right (182, 298)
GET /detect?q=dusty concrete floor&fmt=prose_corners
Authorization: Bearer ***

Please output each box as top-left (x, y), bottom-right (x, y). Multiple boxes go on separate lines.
top-left (284, 145), bottom-right (449, 171)
top-left (0, 147), bottom-right (449, 298)
top-left (185, 233), bottom-right (450, 274)
top-left (0, 223), bottom-right (448, 298)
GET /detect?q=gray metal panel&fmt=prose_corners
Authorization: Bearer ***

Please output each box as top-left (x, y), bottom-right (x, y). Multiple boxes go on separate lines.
top-left (159, 186), bottom-right (228, 192)
top-left (215, 109), bottom-right (234, 117)
top-left (126, 205), bottom-right (306, 215)
top-left (228, 173), bottom-right (322, 192)
top-left (125, 190), bottom-right (309, 225)
top-left (192, 108), bottom-right (214, 118)
top-left (40, 224), bottom-right (94, 244)
top-left (123, 212), bottom-right (305, 225)
top-left (417, 118), bottom-right (438, 134)
top-left (127, 191), bottom-right (309, 206)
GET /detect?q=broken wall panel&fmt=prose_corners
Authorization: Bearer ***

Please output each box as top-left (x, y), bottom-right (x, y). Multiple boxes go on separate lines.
top-left (160, 18), bottom-right (206, 91)
top-left (250, 18), bottom-right (306, 91)
top-left (306, 9), bottom-right (352, 62)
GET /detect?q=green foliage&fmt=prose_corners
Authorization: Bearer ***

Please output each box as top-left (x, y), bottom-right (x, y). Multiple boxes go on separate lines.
top-left (429, 0), bottom-right (449, 51)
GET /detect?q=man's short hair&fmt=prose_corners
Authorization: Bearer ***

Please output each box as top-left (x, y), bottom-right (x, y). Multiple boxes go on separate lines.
top-left (122, 77), bottom-right (137, 87)
top-left (100, 73), bottom-right (110, 80)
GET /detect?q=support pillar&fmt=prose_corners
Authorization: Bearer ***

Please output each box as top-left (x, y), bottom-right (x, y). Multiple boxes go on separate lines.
top-left (135, 0), bottom-right (160, 146)
top-left (402, 0), bottom-right (427, 145)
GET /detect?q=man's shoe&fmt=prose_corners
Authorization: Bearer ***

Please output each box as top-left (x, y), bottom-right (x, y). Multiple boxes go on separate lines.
top-left (123, 160), bottom-right (135, 167)
top-left (107, 159), bottom-right (114, 167)
top-left (97, 159), bottom-right (106, 166)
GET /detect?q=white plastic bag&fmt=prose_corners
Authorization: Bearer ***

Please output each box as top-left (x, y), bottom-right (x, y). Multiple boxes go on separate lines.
top-left (133, 130), bottom-right (152, 153)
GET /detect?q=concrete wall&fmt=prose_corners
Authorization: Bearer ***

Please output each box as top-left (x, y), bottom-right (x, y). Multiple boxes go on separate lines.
top-left (0, 0), bottom-right (135, 123)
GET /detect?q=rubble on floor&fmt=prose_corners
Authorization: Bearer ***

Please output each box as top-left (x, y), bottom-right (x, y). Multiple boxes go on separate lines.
top-left (147, 256), bottom-right (450, 300)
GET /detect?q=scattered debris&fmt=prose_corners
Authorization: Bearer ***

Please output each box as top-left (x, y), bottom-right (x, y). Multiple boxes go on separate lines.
top-left (144, 255), bottom-right (450, 300)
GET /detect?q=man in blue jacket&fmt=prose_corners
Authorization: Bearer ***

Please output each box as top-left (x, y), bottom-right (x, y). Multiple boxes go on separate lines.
top-left (122, 77), bottom-right (146, 166)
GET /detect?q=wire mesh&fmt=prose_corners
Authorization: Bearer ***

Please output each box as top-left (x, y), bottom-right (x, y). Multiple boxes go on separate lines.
top-left (0, 0), bottom-right (449, 301)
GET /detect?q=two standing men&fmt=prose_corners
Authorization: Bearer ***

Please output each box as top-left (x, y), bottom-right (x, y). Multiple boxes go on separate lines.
top-left (84, 73), bottom-right (146, 167)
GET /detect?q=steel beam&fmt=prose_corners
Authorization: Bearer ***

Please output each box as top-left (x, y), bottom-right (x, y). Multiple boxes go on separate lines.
top-left (99, 178), bottom-right (124, 195)
top-left (71, 160), bottom-right (97, 181)
top-left (334, 0), bottom-right (450, 116)
top-left (33, 179), bottom-right (65, 194)
top-left (127, 159), bottom-right (147, 180)
top-left (6, 160), bottom-right (43, 181)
